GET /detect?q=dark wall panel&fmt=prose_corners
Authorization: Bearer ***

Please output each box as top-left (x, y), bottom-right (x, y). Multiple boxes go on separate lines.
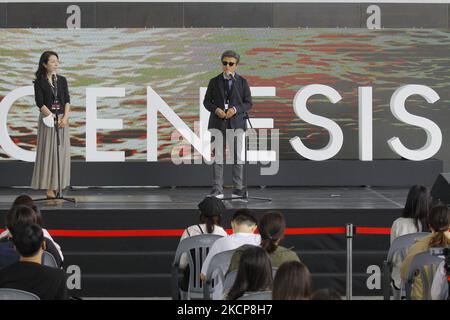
top-left (0, 4), bottom-right (6, 28)
top-left (6, 2), bottom-right (95, 28)
top-left (360, 4), bottom-right (448, 28)
top-left (96, 3), bottom-right (183, 28)
top-left (274, 4), bottom-right (361, 28)
top-left (1, 3), bottom-right (450, 29)
top-left (184, 3), bottom-right (273, 27)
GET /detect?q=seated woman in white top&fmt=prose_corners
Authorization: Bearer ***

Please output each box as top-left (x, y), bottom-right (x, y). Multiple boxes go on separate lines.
top-left (390, 185), bottom-right (431, 290)
top-left (178, 197), bottom-right (228, 291)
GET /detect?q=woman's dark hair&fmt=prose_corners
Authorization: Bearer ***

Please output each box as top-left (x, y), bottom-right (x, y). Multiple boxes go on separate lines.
top-left (227, 246), bottom-right (273, 300)
top-left (428, 204), bottom-right (450, 248)
top-left (310, 288), bottom-right (342, 300)
top-left (199, 214), bottom-right (222, 234)
top-left (5, 205), bottom-right (38, 235)
top-left (272, 261), bottom-right (312, 300)
top-left (11, 223), bottom-right (44, 258)
top-left (12, 195), bottom-right (43, 226)
top-left (258, 211), bottom-right (286, 254)
top-left (402, 185), bottom-right (431, 232)
top-left (34, 51), bottom-right (59, 81)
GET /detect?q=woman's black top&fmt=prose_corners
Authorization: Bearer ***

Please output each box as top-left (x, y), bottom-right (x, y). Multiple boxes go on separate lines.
top-left (33, 75), bottom-right (70, 115)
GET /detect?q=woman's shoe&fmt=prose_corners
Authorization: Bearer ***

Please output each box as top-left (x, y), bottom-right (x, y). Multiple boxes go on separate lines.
top-left (46, 191), bottom-right (56, 199)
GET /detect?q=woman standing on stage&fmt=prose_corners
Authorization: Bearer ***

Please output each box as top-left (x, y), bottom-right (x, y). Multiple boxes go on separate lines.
top-left (31, 51), bottom-right (71, 199)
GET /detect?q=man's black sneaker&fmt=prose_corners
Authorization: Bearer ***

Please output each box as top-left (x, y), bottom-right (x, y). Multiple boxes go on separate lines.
top-left (232, 188), bottom-right (247, 198)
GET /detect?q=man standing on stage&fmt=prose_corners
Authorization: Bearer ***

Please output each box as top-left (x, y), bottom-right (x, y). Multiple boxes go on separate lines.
top-left (203, 50), bottom-right (253, 199)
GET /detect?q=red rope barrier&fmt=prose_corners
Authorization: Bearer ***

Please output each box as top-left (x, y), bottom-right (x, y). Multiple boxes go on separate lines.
top-left (0, 227), bottom-right (392, 237)
top-left (355, 227), bottom-right (391, 235)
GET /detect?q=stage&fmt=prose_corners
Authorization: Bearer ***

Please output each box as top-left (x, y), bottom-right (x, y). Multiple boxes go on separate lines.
top-left (0, 186), bottom-right (405, 298)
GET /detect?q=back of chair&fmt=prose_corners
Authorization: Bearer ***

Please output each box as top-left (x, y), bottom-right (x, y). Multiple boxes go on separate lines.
top-left (172, 234), bottom-right (223, 300)
top-left (0, 288), bottom-right (40, 300)
top-left (405, 251), bottom-right (444, 300)
top-left (223, 270), bottom-right (237, 297)
top-left (42, 251), bottom-right (58, 268)
top-left (237, 291), bottom-right (272, 300)
top-left (387, 232), bottom-right (431, 262)
top-left (203, 249), bottom-right (235, 299)
top-left (382, 232), bottom-right (430, 300)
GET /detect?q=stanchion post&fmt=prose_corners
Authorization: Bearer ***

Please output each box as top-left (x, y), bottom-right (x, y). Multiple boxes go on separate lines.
top-left (346, 223), bottom-right (355, 300)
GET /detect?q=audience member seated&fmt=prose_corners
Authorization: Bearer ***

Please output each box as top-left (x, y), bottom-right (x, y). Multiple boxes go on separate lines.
top-left (272, 260), bottom-right (311, 300)
top-left (400, 204), bottom-right (450, 299)
top-left (390, 185), bottom-right (431, 291)
top-left (431, 260), bottom-right (448, 300)
top-left (0, 223), bottom-right (67, 300)
top-left (310, 288), bottom-right (342, 300)
top-left (226, 246), bottom-right (273, 300)
top-left (178, 197), bottom-right (227, 291)
top-left (227, 211), bottom-right (300, 274)
top-left (4, 195), bottom-right (64, 263)
top-left (200, 209), bottom-right (260, 281)
top-left (0, 205), bottom-right (63, 268)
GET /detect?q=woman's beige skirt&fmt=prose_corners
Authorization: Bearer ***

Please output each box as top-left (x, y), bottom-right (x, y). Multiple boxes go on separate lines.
top-left (31, 114), bottom-right (71, 190)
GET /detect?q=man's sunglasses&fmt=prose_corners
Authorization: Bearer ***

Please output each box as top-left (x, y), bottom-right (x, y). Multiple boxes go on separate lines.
top-left (222, 61), bottom-right (236, 67)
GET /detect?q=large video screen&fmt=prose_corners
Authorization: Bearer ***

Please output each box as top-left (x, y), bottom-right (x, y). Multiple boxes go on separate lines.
top-left (1, 28), bottom-right (449, 161)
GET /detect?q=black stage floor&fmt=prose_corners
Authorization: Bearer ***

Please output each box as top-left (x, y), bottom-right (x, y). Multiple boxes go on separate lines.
top-left (0, 186), bottom-right (406, 210)
top-left (0, 186), bottom-right (407, 298)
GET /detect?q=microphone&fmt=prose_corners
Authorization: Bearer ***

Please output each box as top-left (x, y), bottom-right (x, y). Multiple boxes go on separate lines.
top-left (226, 71), bottom-right (235, 81)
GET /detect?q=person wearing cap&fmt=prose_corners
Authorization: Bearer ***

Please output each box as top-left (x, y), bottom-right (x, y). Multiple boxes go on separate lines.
top-left (177, 197), bottom-right (228, 291)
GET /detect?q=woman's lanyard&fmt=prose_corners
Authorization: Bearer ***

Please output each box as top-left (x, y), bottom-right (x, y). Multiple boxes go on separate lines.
top-left (51, 76), bottom-right (59, 103)
top-left (50, 76), bottom-right (62, 112)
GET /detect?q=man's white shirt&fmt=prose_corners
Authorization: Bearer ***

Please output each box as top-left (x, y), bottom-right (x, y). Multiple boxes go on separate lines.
top-left (201, 232), bottom-right (261, 276)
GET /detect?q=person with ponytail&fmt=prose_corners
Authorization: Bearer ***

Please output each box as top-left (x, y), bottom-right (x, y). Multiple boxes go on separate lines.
top-left (177, 197), bottom-right (228, 291)
top-left (227, 211), bottom-right (300, 274)
top-left (400, 203), bottom-right (450, 299)
top-left (31, 51), bottom-right (71, 199)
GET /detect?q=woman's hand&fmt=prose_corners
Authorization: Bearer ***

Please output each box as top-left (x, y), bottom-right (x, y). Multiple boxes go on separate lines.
top-left (58, 116), bottom-right (68, 128)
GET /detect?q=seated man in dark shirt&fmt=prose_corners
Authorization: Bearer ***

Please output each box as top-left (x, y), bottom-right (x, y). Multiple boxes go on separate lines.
top-left (0, 223), bottom-right (67, 300)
